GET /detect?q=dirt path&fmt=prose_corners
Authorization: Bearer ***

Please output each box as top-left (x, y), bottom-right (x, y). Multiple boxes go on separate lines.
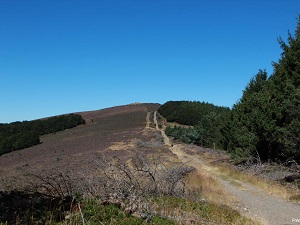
top-left (145, 112), bottom-right (151, 128)
top-left (152, 112), bottom-right (300, 225)
top-left (153, 111), bottom-right (171, 146)
top-left (219, 178), bottom-right (300, 225)
top-left (170, 145), bottom-right (300, 225)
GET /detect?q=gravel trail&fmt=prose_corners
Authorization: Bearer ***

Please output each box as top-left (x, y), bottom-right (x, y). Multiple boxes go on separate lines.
top-left (172, 144), bottom-right (300, 225)
top-left (152, 112), bottom-right (300, 225)
top-left (219, 178), bottom-right (300, 225)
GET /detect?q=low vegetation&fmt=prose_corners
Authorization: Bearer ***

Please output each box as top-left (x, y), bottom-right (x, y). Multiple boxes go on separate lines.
top-left (159, 101), bottom-right (230, 149)
top-left (0, 155), bottom-right (258, 225)
top-left (0, 114), bottom-right (85, 156)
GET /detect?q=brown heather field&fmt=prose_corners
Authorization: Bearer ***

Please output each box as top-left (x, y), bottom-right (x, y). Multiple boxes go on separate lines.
top-left (0, 103), bottom-right (175, 191)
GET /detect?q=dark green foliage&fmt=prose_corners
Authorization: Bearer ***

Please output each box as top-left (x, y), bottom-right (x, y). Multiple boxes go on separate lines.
top-left (161, 101), bottom-right (230, 149)
top-left (76, 199), bottom-right (146, 225)
top-left (0, 114), bottom-right (85, 155)
top-left (158, 101), bottom-right (230, 126)
top-left (223, 17), bottom-right (300, 163)
top-left (165, 126), bottom-right (201, 145)
top-left (222, 70), bottom-right (273, 159)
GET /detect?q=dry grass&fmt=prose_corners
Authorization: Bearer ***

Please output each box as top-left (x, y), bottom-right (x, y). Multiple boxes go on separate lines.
top-left (151, 195), bottom-right (260, 225)
top-left (212, 163), bottom-right (300, 201)
top-left (186, 170), bottom-right (238, 206)
top-left (187, 146), bottom-right (300, 202)
top-left (180, 167), bottom-right (267, 225)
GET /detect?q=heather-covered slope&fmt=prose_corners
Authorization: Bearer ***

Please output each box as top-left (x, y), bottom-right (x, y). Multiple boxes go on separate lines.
top-left (0, 103), bottom-right (163, 191)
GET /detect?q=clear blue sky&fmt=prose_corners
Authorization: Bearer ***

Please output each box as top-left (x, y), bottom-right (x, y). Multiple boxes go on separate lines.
top-left (0, 0), bottom-right (299, 123)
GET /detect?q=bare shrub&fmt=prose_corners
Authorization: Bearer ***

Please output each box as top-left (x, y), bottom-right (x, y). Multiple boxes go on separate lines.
top-left (24, 172), bottom-right (76, 198)
top-left (82, 154), bottom-right (196, 217)
top-left (99, 154), bottom-right (195, 197)
top-left (23, 155), bottom-right (196, 220)
top-left (236, 157), bottom-right (300, 182)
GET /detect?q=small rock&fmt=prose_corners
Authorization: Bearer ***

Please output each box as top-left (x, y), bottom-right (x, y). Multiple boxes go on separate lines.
top-left (199, 198), bottom-right (206, 203)
top-left (65, 215), bottom-right (71, 219)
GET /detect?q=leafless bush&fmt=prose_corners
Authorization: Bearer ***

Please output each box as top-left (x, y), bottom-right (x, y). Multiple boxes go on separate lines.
top-left (79, 154), bottom-right (196, 217)
top-left (24, 172), bottom-right (76, 198)
top-left (23, 155), bottom-right (196, 219)
top-left (105, 155), bottom-right (194, 196)
top-left (236, 157), bottom-right (300, 182)
top-left (284, 159), bottom-right (300, 173)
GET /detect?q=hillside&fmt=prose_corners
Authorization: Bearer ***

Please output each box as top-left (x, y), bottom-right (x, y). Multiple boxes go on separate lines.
top-left (0, 114), bottom-right (86, 156)
top-left (1, 103), bottom-right (299, 225)
top-left (0, 103), bottom-right (162, 191)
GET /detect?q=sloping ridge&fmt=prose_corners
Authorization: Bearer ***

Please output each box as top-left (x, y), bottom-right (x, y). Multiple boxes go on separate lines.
top-left (0, 103), bottom-right (160, 191)
top-left (78, 103), bottom-right (160, 121)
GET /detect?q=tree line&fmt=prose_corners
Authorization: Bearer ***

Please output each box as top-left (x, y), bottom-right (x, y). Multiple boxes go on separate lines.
top-left (0, 114), bottom-right (85, 156)
top-left (159, 101), bottom-right (230, 149)
top-left (159, 17), bottom-right (300, 163)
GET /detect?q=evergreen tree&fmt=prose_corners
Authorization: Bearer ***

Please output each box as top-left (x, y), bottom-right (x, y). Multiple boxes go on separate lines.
top-left (224, 17), bottom-right (300, 162)
top-left (268, 16), bottom-right (300, 161)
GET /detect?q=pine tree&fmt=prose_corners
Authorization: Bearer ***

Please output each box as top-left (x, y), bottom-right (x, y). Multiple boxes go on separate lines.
top-left (268, 16), bottom-right (300, 161)
top-left (225, 16), bottom-right (300, 162)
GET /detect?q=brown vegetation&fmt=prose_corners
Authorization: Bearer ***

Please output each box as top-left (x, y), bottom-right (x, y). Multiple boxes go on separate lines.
top-left (0, 103), bottom-right (163, 191)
